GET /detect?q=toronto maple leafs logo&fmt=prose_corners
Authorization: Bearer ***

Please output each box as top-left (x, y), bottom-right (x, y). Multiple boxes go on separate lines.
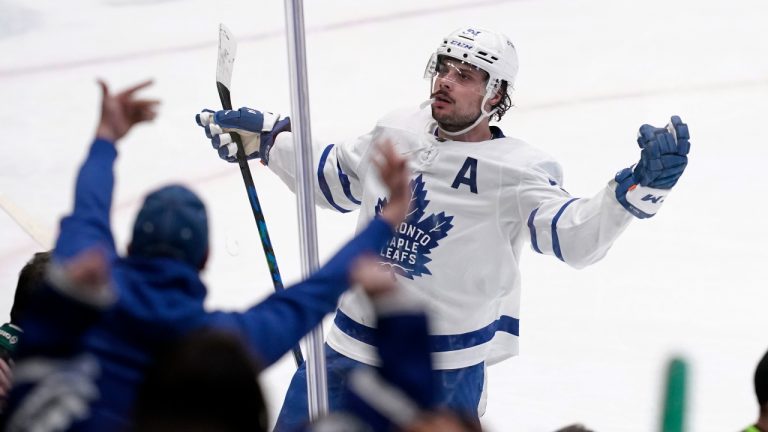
top-left (375, 174), bottom-right (454, 279)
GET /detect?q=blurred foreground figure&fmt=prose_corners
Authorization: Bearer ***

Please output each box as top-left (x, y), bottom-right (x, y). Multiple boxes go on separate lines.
top-left (553, 424), bottom-right (594, 432)
top-left (133, 329), bottom-right (268, 432)
top-left (306, 257), bottom-right (481, 432)
top-left (0, 78), bottom-right (410, 431)
top-left (0, 251), bottom-right (51, 410)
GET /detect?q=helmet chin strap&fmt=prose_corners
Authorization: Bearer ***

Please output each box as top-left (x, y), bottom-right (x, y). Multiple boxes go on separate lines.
top-left (422, 97), bottom-right (499, 138)
top-left (439, 108), bottom-right (495, 137)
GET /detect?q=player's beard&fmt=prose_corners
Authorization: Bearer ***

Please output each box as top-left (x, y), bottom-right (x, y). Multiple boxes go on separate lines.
top-left (431, 93), bottom-right (483, 132)
top-left (432, 106), bottom-right (483, 132)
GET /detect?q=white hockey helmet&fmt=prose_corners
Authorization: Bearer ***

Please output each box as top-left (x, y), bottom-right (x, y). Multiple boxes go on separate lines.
top-left (425, 27), bottom-right (518, 91)
top-left (424, 27), bottom-right (519, 135)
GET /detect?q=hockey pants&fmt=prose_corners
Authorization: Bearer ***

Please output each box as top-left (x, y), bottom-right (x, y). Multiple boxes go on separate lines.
top-left (272, 344), bottom-right (484, 432)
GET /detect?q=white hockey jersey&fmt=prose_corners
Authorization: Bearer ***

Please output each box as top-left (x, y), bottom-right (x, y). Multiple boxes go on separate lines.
top-left (268, 105), bottom-right (634, 370)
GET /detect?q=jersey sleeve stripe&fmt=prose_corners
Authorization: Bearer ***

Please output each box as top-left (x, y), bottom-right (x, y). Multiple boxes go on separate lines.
top-left (317, 144), bottom-right (351, 213)
top-left (334, 310), bottom-right (519, 353)
top-left (527, 207), bottom-right (542, 254)
top-left (551, 198), bottom-right (580, 261)
top-left (336, 159), bottom-right (362, 205)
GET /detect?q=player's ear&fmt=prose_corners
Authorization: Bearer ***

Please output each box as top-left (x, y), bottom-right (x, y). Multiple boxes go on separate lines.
top-left (489, 85), bottom-right (504, 106)
top-left (485, 92), bottom-right (502, 113)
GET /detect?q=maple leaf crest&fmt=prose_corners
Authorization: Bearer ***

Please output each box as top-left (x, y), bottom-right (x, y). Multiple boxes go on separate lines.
top-left (375, 174), bottom-right (454, 279)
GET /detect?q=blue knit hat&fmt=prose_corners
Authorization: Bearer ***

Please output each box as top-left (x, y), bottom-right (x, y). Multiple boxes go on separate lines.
top-left (130, 185), bottom-right (209, 268)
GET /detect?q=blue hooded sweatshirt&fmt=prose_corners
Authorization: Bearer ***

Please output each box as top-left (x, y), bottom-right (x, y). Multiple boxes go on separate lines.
top-left (4, 138), bottom-right (393, 431)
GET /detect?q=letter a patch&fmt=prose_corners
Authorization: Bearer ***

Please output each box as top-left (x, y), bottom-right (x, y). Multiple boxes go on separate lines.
top-left (451, 157), bottom-right (478, 194)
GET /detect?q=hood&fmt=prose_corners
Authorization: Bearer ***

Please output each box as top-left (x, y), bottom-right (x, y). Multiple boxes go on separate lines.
top-left (101, 256), bottom-right (209, 344)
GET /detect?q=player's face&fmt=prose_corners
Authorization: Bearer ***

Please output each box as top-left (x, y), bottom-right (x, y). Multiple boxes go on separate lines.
top-left (430, 57), bottom-right (488, 132)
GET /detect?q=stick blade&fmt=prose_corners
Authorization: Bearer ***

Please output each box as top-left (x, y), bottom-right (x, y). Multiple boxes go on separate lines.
top-left (216, 23), bottom-right (237, 92)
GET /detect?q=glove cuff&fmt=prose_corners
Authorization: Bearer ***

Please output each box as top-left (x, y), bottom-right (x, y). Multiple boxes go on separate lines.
top-left (615, 167), bottom-right (671, 219)
top-left (260, 111), bottom-right (281, 132)
top-left (260, 116), bottom-right (291, 166)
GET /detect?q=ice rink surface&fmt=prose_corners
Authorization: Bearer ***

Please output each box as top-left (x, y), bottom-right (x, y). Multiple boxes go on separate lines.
top-left (1, 0), bottom-right (767, 430)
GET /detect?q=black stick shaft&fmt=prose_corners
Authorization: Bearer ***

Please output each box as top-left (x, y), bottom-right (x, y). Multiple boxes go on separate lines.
top-left (217, 82), bottom-right (304, 367)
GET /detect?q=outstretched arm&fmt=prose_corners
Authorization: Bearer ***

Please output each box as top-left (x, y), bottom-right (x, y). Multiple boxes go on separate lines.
top-left (54, 80), bottom-right (158, 262)
top-left (519, 116), bottom-right (690, 269)
top-left (207, 141), bottom-right (410, 366)
top-left (353, 256), bottom-right (434, 411)
top-left (614, 116), bottom-right (690, 218)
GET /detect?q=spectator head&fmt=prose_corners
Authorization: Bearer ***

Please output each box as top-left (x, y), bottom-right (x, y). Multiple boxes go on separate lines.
top-left (755, 349), bottom-right (768, 413)
top-left (133, 329), bottom-right (267, 432)
top-left (10, 251), bottom-right (51, 325)
top-left (128, 185), bottom-right (209, 270)
top-left (403, 410), bottom-right (482, 432)
top-left (553, 424), bottom-right (594, 432)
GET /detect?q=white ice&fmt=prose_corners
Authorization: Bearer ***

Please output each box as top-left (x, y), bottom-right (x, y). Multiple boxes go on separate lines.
top-left (1, 0), bottom-right (767, 430)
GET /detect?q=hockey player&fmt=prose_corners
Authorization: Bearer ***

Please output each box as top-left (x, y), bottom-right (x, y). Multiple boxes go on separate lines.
top-left (196, 26), bottom-right (691, 430)
top-left (0, 78), bottom-right (411, 431)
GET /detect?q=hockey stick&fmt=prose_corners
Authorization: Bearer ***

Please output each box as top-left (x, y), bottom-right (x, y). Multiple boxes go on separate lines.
top-left (216, 24), bottom-right (304, 367)
top-left (0, 192), bottom-right (54, 248)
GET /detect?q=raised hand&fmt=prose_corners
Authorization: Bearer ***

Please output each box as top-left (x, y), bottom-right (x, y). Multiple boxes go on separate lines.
top-left (49, 247), bottom-right (116, 308)
top-left (95, 79), bottom-right (159, 142)
top-left (350, 256), bottom-right (398, 299)
top-left (633, 116), bottom-right (690, 189)
top-left (374, 140), bottom-right (410, 228)
top-left (614, 115), bottom-right (691, 219)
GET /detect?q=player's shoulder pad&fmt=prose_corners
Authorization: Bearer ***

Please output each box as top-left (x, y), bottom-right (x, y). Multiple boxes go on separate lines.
top-left (527, 157), bottom-right (564, 185)
top-left (492, 136), bottom-right (560, 168)
top-left (375, 105), bottom-right (434, 132)
top-left (493, 138), bottom-right (564, 185)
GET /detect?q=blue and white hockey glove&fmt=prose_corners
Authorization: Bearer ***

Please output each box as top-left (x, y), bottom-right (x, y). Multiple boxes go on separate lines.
top-left (195, 107), bottom-right (291, 164)
top-left (615, 115), bottom-right (690, 219)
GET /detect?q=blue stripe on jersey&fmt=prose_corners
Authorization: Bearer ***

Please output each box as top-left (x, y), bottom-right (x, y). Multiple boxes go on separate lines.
top-left (336, 160), bottom-right (361, 205)
top-left (551, 198), bottom-right (580, 262)
top-left (334, 310), bottom-right (519, 353)
top-left (317, 144), bottom-right (351, 213)
top-left (527, 207), bottom-right (542, 254)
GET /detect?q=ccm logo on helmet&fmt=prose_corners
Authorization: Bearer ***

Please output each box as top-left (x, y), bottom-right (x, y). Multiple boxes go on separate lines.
top-left (462, 28), bottom-right (482, 36)
top-left (449, 40), bottom-right (473, 50)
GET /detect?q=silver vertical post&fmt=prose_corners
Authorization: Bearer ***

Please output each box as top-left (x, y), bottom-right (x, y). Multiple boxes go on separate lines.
top-left (283, 0), bottom-right (329, 421)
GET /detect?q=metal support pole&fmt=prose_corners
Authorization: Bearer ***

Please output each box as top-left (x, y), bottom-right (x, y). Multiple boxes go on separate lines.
top-left (283, 0), bottom-right (328, 421)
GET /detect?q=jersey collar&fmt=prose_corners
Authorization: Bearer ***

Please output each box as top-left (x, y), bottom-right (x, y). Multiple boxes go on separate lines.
top-left (432, 126), bottom-right (505, 141)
